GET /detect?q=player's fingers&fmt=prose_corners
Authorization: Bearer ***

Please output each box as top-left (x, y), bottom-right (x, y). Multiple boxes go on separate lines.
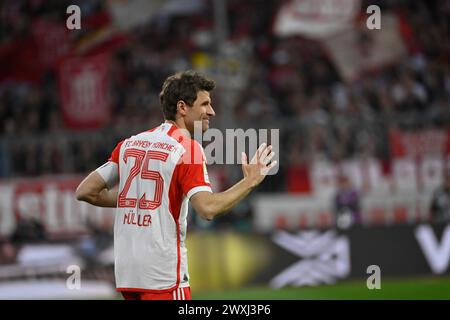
top-left (255, 143), bottom-right (268, 163)
top-left (261, 146), bottom-right (272, 163)
top-left (251, 143), bottom-right (266, 164)
top-left (257, 143), bottom-right (267, 156)
top-left (249, 153), bottom-right (257, 165)
top-left (260, 160), bottom-right (278, 175)
top-left (259, 145), bottom-right (271, 161)
top-left (266, 160), bottom-right (278, 171)
top-left (262, 151), bottom-right (275, 165)
top-left (241, 152), bottom-right (248, 166)
top-left (268, 160), bottom-right (277, 169)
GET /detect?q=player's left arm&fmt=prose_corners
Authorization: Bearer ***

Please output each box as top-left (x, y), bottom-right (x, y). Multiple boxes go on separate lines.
top-left (76, 162), bottom-right (119, 208)
top-left (190, 143), bottom-right (277, 220)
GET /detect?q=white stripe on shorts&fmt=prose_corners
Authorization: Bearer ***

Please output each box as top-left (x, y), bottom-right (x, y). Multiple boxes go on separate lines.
top-left (173, 289), bottom-right (177, 300)
top-left (181, 288), bottom-right (185, 300)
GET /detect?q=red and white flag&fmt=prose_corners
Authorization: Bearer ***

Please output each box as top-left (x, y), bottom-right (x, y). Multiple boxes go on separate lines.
top-left (58, 53), bottom-right (111, 129)
top-left (321, 13), bottom-right (408, 82)
top-left (107, 0), bottom-right (165, 30)
top-left (273, 0), bottom-right (361, 39)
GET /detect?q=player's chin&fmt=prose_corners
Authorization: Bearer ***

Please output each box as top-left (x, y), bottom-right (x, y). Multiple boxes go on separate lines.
top-left (202, 120), bottom-right (210, 131)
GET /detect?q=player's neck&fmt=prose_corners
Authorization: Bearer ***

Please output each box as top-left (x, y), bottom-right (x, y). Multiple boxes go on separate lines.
top-left (164, 119), bottom-right (192, 138)
top-left (165, 119), bottom-right (183, 129)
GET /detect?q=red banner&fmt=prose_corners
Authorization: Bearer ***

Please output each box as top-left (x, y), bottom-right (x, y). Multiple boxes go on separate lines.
top-left (389, 128), bottom-right (450, 158)
top-left (58, 53), bottom-right (111, 129)
top-left (0, 176), bottom-right (115, 238)
top-left (32, 19), bottom-right (74, 70)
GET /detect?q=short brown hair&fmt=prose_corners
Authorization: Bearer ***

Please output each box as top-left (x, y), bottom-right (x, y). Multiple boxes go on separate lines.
top-left (159, 70), bottom-right (216, 121)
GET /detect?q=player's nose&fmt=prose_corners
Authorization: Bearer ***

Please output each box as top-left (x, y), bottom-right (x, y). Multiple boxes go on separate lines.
top-left (207, 104), bottom-right (215, 117)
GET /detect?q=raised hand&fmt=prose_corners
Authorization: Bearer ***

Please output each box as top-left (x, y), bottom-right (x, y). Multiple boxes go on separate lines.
top-left (241, 143), bottom-right (277, 188)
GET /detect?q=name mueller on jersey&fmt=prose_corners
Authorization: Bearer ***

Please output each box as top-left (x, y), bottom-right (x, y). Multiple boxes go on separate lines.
top-left (121, 139), bottom-right (180, 228)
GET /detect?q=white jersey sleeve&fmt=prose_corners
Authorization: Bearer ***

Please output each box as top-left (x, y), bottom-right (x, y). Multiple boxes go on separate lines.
top-left (95, 140), bottom-right (124, 188)
top-left (95, 161), bottom-right (119, 189)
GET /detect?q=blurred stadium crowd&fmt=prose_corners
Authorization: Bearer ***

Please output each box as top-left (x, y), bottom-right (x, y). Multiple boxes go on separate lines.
top-left (0, 0), bottom-right (449, 214)
top-left (0, 0), bottom-right (448, 175)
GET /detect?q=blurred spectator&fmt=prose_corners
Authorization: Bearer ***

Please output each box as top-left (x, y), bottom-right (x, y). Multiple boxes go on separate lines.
top-left (334, 175), bottom-right (362, 230)
top-left (76, 220), bottom-right (113, 267)
top-left (285, 139), bottom-right (311, 193)
top-left (11, 218), bottom-right (47, 244)
top-left (0, 238), bottom-right (16, 264)
top-left (430, 172), bottom-right (450, 223)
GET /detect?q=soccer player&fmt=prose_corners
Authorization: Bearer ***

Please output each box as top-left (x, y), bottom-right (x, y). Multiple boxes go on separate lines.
top-left (75, 71), bottom-right (277, 300)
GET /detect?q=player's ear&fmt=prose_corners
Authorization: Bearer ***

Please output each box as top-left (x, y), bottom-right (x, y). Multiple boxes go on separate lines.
top-left (177, 100), bottom-right (188, 116)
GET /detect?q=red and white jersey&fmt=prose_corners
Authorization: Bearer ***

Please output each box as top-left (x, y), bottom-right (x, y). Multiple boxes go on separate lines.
top-left (103, 122), bottom-right (211, 292)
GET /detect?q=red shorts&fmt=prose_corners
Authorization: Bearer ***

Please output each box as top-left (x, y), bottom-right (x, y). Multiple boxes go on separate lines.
top-left (121, 287), bottom-right (191, 300)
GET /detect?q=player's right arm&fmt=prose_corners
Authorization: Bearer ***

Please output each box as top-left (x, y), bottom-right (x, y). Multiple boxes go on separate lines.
top-left (76, 140), bottom-right (123, 208)
top-left (75, 169), bottom-right (118, 207)
top-left (190, 143), bottom-right (277, 220)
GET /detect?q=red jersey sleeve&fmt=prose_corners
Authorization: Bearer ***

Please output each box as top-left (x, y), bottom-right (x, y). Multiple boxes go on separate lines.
top-left (177, 140), bottom-right (212, 199)
top-left (108, 140), bottom-right (125, 164)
